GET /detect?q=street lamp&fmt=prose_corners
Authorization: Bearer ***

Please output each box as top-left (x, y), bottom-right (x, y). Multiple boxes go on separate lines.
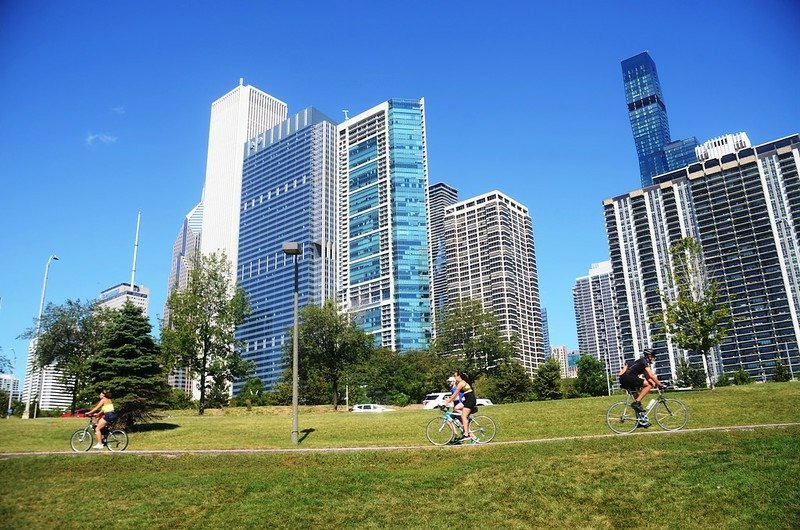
top-left (23, 254), bottom-right (59, 419)
top-left (282, 242), bottom-right (301, 444)
top-left (6, 348), bottom-right (16, 418)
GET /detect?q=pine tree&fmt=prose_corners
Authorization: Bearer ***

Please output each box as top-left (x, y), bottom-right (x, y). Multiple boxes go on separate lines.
top-left (87, 301), bottom-right (170, 426)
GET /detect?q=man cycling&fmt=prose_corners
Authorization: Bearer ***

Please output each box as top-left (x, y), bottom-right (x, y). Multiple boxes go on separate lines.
top-left (619, 349), bottom-right (662, 422)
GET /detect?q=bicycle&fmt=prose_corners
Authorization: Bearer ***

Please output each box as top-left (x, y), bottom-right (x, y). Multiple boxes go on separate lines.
top-left (606, 386), bottom-right (688, 434)
top-left (70, 417), bottom-right (129, 452)
top-left (425, 405), bottom-right (496, 445)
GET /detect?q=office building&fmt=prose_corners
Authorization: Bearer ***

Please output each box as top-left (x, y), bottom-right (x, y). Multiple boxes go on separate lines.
top-left (444, 191), bottom-right (545, 375)
top-left (338, 99), bottom-right (433, 351)
top-left (236, 108), bottom-right (338, 391)
top-left (21, 341), bottom-right (71, 411)
top-left (98, 283), bottom-right (150, 316)
top-left (0, 374), bottom-right (21, 402)
top-left (604, 133), bottom-right (800, 382)
top-left (541, 307), bottom-right (551, 357)
top-left (550, 345), bottom-right (578, 379)
top-left (200, 81), bottom-right (288, 277)
top-left (164, 200), bottom-right (203, 395)
top-left (428, 182), bottom-right (459, 321)
top-left (622, 52), bottom-right (697, 186)
top-left (573, 261), bottom-right (624, 377)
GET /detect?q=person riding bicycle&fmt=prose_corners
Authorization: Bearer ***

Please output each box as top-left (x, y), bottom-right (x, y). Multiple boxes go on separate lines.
top-left (447, 376), bottom-right (464, 414)
top-left (442, 371), bottom-right (479, 444)
top-left (86, 389), bottom-right (118, 449)
top-left (619, 349), bottom-right (662, 421)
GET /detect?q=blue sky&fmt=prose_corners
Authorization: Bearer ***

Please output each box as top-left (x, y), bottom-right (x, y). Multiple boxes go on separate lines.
top-left (1, 1), bottom-right (798, 382)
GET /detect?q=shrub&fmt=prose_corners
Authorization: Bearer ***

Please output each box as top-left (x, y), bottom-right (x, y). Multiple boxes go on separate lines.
top-left (733, 369), bottom-right (753, 385)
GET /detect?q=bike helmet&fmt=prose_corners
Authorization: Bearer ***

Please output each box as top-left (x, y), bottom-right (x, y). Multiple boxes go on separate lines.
top-left (642, 348), bottom-right (656, 360)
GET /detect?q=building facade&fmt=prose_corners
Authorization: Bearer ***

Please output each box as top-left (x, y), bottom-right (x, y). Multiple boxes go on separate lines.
top-left (236, 108), bottom-right (338, 391)
top-left (200, 82), bottom-right (288, 277)
top-left (604, 133), bottom-right (800, 382)
top-left (337, 99), bottom-right (433, 352)
top-left (443, 191), bottom-right (545, 375)
top-left (541, 307), bottom-right (551, 357)
top-left (98, 283), bottom-right (150, 316)
top-left (428, 182), bottom-right (459, 321)
top-left (550, 345), bottom-right (578, 379)
top-left (573, 261), bottom-right (624, 377)
top-left (21, 340), bottom-right (72, 412)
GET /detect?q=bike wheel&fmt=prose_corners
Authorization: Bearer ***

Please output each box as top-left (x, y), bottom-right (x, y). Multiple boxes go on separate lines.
top-left (606, 401), bottom-right (638, 434)
top-left (425, 417), bottom-right (454, 446)
top-left (654, 399), bottom-right (688, 431)
top-left (469, 415), bottom-right (496, 443)
top-left (70, 429), bottom-right (94, 452)
top-left (105, 429), bottom-right (129, 451)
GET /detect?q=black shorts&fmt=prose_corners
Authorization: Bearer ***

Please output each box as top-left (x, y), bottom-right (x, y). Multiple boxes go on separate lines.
top-left (620, 373), bottom-right (644, 392)
top-left (462, 392), bottom-right (477, 411)
top-left (103, 412), bottom-right (119, 424)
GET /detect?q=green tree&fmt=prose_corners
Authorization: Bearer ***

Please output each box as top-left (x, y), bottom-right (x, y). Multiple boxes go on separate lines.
top-left (576, 355), bottom-right (608, 397)
top-left (165, 388), bottom-right (194, 410)
top-left (651, 238), bottom-right (731, 389)
top-left (478, 360), bottom-right (534, 403)
top-left (0, 348), bottom-right (11, 373)
top-left (773, 360), bottom-right (791, 382)
top-left (432, 299), bottom-right (515, 375)
top-left (715, 372), bottom-right (732, 387)
top-left (20, 299), bottom-right (107, 413)
top-left (236, 377), bottom-right (266, 406)
top-left (292, 299), bottom-right (374, 410)
top-left (560, 378), bottom-right (581, 399)
top-left (675, 357), bottom-right (708, 388)
top-left (733, 369), bottom-right (753, 385)
top-left (532, 358), bottom-right (562, 400)
top-left (161, 252), bottom-right (252, 415)
top-left (86, 302), bottom-right (171, 426)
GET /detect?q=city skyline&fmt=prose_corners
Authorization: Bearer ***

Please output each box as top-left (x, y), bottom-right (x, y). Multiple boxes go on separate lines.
top-left (1, 2), bottom-right (798, 385)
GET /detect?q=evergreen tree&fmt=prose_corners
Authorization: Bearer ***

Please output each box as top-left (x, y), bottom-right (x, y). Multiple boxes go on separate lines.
top-left (575, 355), bottom-right (608, 397)
top-left (733, 368), bottom-right (753, 385)
top-left (532, 358), bottom-right (562, 400)
top-left (773, 360), bottom-right (791, 382)
top-left (87, 302), bottom-right (170, 426)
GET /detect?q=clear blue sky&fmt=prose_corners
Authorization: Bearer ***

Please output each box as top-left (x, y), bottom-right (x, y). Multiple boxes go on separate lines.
top-left (1, 1), bottom-right (798, 382)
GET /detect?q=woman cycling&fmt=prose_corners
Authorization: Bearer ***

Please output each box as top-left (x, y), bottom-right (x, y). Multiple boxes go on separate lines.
top-left (86, 389), bottom-right (118, 449)
top-left (443, 371), bottom-right (478, 443)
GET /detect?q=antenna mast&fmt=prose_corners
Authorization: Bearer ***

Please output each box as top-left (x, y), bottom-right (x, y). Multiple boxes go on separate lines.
top-left (130, 211), bottom-right (141, 289)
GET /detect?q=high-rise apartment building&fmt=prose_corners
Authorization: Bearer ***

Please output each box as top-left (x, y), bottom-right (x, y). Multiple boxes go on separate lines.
top-left (200, 81), bottom-right (288, 277)
top-left (236, 108), bottom-right (338, 391)
top-left (1, 374), bottom-right (21, 401)
top-left (21, 341), bottom-right (71, 411)
top-left (337, 99), bottom-right (433, 352)
top-left (550, 346), bottom-right (578, 379)
top-left (98, 283), bottom-right (150, 316)
top-left (428, 182), bottom-right (458, 320)
top-left (622, 52), bottom-right (697, 187)
top-left (541, 307), bottom-right (551, 357)
top-left (164, 200), bottom-right (203, 395)
top-left (444, 191), bottom-right (545, 375)
top-left (573, 261), bottom-right (623, 377)
top-left (604, 133), bottom-right (800, 382)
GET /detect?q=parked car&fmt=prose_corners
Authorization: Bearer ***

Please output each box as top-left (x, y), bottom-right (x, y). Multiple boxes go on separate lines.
top-left (350, 404), bottom-right (392, 413)
top-left (61, 408), bottom-right (90, 418)
top-left (422, 392), bottom-right (449, 409)
top-left (476, 398), bottom-right (494, 406)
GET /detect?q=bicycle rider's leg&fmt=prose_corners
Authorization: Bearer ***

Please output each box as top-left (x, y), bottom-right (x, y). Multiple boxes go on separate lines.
top-left (636, 380), bottom-right (654, 404)
top-left (95, 416), bottom-right (107, 445)
top-left (460, 406), bottom-right (472, 438)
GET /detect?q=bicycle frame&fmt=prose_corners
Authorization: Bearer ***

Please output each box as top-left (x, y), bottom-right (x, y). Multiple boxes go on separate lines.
top-left (626, 387), bottom-right (667, 421)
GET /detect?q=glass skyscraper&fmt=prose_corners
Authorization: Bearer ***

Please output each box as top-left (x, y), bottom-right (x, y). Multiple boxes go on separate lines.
top-left (622, 52), bottom-right (698, 187)
top-left (236, 108), bottom-right (338, 391)
top-left (428, 182), bottom-right (458, 322)
top-left (338, 98), bottom-right (432, 351)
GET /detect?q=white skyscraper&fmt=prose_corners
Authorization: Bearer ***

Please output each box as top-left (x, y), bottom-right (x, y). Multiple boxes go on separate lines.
top-left (98, 283), bottom-right (150, 316)
top-left (199, 81), bottom-right (288, 276)
top-left (444, 190), bottom-right (545, 375)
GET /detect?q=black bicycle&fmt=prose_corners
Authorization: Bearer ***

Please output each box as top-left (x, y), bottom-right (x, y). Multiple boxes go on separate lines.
top-left (70, 417), bottom-right (128, 452)
top-left (606, 386), bottom-right (688, 434)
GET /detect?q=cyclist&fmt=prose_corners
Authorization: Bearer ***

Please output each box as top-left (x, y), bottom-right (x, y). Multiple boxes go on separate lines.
top-left (619, 349), bottom-right (662, 420)
top-left (86, 389), bottom-right (118, 449)
top-left (443, 371), bottom-right (478, 444)
top-left (447, 376), bottom-right (464, 414)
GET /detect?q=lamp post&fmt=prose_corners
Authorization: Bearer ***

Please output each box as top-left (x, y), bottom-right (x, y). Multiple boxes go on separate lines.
top-left (6, 347), bottom-right (15, 418)
top-left (24, 254), bottom-right (58, 419)
top-left (282, 242), bottom-right (301, 444)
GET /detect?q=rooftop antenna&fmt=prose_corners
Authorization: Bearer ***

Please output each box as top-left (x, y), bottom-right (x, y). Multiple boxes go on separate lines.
top-left (240, 77), bottom-right (244, 86)
top-left (130, 211), bottom-right (141, 290)
top-left (342, 110), bottom-right (349, 120)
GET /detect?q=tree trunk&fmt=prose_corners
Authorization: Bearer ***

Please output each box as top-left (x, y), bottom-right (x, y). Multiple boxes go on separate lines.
top-left (703, 351), bottom-right (716, 390)
top-left (198, 347), bottom-right (208, 416)
top-left (332, 378), bottom-right (339, 411)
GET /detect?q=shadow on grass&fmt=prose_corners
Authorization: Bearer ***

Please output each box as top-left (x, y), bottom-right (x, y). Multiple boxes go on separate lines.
top-left (130, 422), bottom-right (180, 433)
top-left (299, 428), bottom-right (315, 444)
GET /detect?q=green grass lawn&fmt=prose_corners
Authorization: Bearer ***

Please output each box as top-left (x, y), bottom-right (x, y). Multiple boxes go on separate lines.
top-left (1, 383), bottom-right (798, 529)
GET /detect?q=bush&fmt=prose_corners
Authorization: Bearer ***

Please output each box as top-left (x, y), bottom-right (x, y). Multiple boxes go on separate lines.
top-left (561, 378), bottom-right (582, 399)
top-left (733, 369), bottom-right (753, 385)
top-left (773, 360), bottom-right (791, 383)
top-left (715, 372), bottom-right (732, 387)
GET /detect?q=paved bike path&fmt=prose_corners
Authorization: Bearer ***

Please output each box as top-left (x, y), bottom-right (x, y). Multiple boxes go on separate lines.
top-left (1, 422), bottom-right (798, 459)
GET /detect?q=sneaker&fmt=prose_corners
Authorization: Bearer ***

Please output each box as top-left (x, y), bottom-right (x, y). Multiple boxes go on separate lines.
top-left (447, 438), bottom-right (462, 445)
top-left (93, 443), bottom-right (105, 449)
top-left (631, 400), bottom-right (644, 413)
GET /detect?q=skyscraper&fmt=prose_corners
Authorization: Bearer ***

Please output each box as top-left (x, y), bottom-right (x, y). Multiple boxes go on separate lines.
top-left (573, 261), bottom-right (623, 377)
top-left (622, 52), bottom-right (698, 187)
top-left (428, 182), bottom-right (458, 321)
top-left (236, 108), bottom-right (338, 391)
top-left (200, 81), bottom-right (288, 277)
top-left (444, 191), bottom-right (545, 375)
top-left (541, 307), bottom-right (551, 357)
top-left (98, 283), bottom-right (150, 316)
top-left (604, 132), bottom-right (800, 383)
top-left (338, 99), bottom-right (433, 352)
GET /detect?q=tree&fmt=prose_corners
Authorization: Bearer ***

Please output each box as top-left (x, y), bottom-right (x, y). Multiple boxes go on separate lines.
top-left (576, 355), bottom-right (608, 397)
top-left (20, 299), bottom-right (106, 413)
top-left (0, 348), bottom-right (11, 373)
top-left (432, 299), bottom-right (515, 375)
top-left (715, 372), bottom-right (732, 387)
top-left (86, 302), bottom-right (171, 426)
top-left (675, 357), bottom-right (707, 388)
top-left (773, 360), bottom-right (791, 382)
top-left (161, 252), bottom-right (252, 415)
top-left (235, 377), bottom-right (266, 406)
top-left (478, 359), bottom-right (534, 403)
top-left (532, 358), bottom-right (562, 400)
top-left (292, 299), bottom-right (374, 410)
top-left (651, 238), bottom-right (731, 389)
top-left (733, 369), bottom-right (753, 385)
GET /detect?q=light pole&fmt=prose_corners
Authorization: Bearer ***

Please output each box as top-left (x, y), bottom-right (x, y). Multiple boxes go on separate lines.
top-left (6, 347), bottom-right (15, 418)
top-left (282, 242), bottom-right (301, 444)
top-left (24, 254), bottom-right (59, 419)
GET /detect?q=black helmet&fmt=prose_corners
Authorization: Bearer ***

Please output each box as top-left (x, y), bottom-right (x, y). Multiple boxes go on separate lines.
top-left (642, 348), bottom-right (656, 359)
